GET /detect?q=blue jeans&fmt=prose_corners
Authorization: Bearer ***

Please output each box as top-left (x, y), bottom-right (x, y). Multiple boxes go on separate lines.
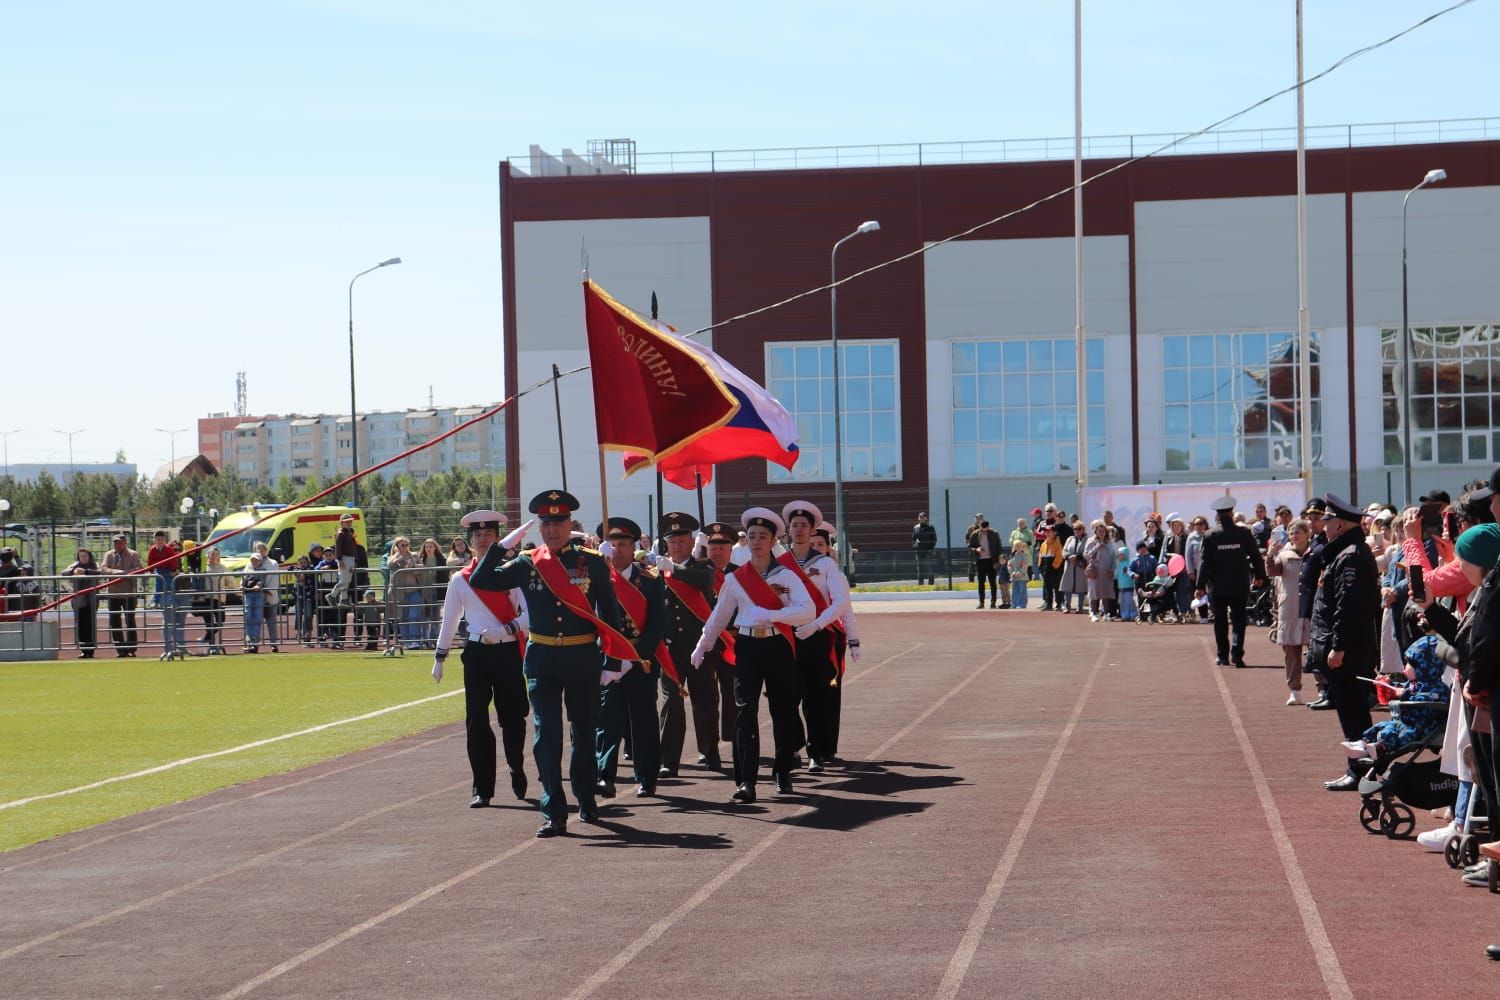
top-left (400, 592), bottom-right (424, 645)
top-left (160, 577), bottom-right (186, 652)
top-left (243, 589), bottom-right (264, 644)
top-left (1118, 589), bottom-right (1137, 621)
top-left (1011, 579), bottom-right (1028, 608)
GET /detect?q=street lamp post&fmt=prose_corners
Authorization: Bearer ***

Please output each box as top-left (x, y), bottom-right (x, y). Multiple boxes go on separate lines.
top-left (829, 221), bottom-right (880, 575)
top-left (348, 257), bottom-right (403, 508)
top-left (0, 429), bottom-right (18, 480)
top-left (155, 427), bottom-right (186, 477)
top-left (1400, 168), bottom-right (1446, 506)
top-left (54, 428), bottom-right (84, 482)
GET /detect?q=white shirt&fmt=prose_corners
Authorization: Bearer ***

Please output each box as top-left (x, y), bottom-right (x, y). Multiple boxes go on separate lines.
top-left (692, 562), bottom-right (814, 660)
top-left (434, 571), bottom-right (529, 653)
top-left (729, 540), bottom-right (751, 566)
top-left (792, 549), bottom-right (857, 640)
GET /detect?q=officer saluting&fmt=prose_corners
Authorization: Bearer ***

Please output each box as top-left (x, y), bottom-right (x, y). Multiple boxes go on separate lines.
top-left (1194, 495), bottom-right (1267, 667)
top-left (431, 509), bottom-right (531, 808)
top-left (690, 508), bottom-right (815, 803)
top-left (469, 489), bottom-right (634, 838)
top-left (656, 511), bottom-right (723, 776)
top-left (779, 500), bottom-right (853, 772)
top-left (593, 517), bottom-right (664, 799)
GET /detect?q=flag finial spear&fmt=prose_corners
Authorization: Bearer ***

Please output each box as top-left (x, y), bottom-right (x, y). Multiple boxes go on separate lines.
top-left (580, 238), bottom-right (590, 281)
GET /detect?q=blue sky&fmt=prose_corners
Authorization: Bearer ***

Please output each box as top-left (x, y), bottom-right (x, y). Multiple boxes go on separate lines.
top-left (3, 0), bottom-right (1491, 477)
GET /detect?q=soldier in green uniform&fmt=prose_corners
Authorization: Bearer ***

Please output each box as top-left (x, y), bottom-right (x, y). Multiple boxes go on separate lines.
top-left (655, 512), bottom-right (723, 776)
top-left (469, 489), bottom-right (627, 838)
top-left (593, 516), bottom-right (665, 799)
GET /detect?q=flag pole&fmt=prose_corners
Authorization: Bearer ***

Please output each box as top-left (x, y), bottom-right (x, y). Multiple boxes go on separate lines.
top-left (652, 290), bottom-right (665, 550)
top-left (598, 446), bottom-right (611, 544)
top-left (695, 470), bottom-right (706, 525)
top-left (552, 363), bottom-right (568, 491)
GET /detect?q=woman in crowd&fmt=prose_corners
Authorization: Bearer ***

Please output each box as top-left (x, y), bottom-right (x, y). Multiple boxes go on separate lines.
top-left (252, 541), bottom-right (280, 652)
top-left (200, 546), bottom-right (230, 654)
top-left (1140, 515), bottom-right (1165, 562)
top-left (1271, 518), bottom-right (1311, 704)
top-left (62, 547), bottom-right (102, 658)
top-left (1162, 514), bottom-right (1192, 621)
top-left (447, 534), bottom-right (471, 570)
top-left (1185, 515), bottom-right (1209, 621)
top-left (1084, 520), bottom-right (1118, 621)
top-left (1037, 525), bottom-right (1065, 610)
top-left (418, 537), bottom-right (448, 647)
top-left (386, 536), bottom-right (424, 650)
top-left (1060, 521), bottom-right (1089, 613)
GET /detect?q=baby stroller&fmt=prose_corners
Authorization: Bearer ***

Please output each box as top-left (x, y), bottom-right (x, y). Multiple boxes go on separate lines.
top-left (1137, 571), bottom-right (1176, 623)
top-left (1356, 723), bottom-right (1456, 840)
top-left (1246, 579), bottom-right (1276, 628)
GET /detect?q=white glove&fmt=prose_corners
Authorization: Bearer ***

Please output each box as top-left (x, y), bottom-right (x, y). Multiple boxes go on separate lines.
top-left (499, 519), bottom-right (534, 551)
top-left (615, 660), bottom-right (635, 679)
top-left (600, 668), bottom-right (623, 686)
top-left (690, 648), bottom-right (706, 668)
top-left (848, 644), bottom-right (862, 663)
top-left (597, 539), bottom-right (614, 559)
top-left (795, 622), bottom-right (819, 641)
top-left (431, 659), bottom-right (444, 683)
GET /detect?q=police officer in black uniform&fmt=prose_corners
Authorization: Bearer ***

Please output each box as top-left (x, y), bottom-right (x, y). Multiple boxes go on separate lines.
top-left (1194, 495), bottom-right (1267, 667)
top-left (655, 512), bottom-right (722, 777)
top-left (1310, 494), bottom-right (1382, 791)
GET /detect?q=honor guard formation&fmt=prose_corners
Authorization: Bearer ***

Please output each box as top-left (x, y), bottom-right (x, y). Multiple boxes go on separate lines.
top-left (432, 489), bottom-right (859, 837)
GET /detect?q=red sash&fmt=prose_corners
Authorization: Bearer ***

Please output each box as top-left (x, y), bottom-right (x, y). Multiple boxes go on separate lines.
top-left (732, 562), bottom-right (797, 648)
top-left (610, 565), bottom-right (677, 682)
top-left (459, 558), bottom-right (526, 655)
top-left (663, 568), bottom-right (736, 667)
top-left (530, 544), bottom-right (639, 662)
top-left (776, 551), bottom-right (846, 675)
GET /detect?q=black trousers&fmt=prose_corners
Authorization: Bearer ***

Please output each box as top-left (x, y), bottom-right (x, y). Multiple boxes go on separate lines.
top-left (461, 640), bottom-right (528, 799)
top-left (107, 596), bottom-right (138, 652)
top-left (1324, 658), bottom-right (1374, 773)
top-left (597, 660), bottom-right (660, 787)
top-left (1210, 594), bottom-right (1248, 660)
top-left (1468, 702), bottom-right (1500, 830)
top-left (1041, 565), bottom-right (1062, 609)
top-left (914, 550), bottom-right (934, 584)
top-left (798, 629), bottom-right (840, 761)
top-left (74, 602), bottom-right (97, 653)
top-left (975, 558), bottom-right (998, 605)
top-left (733, 635), bottom-right (802, 787)
top-left (715, 650), bottom-right (736, 742)
top-left (659, 658), bottom-right (722, 770)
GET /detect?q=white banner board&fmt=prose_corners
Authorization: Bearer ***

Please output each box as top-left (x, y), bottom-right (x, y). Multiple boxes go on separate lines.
top-left (1080, 480), bottom-right (1308, 533)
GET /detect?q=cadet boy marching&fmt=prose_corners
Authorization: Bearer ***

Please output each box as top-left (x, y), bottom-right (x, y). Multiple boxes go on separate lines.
top-left (811, 519), bottom-right (860, 761)
top-left (701, 521), bottom-right (740, 749)
top-left (656, 511), bottom-right (724, 776)
top-left (691, 508), bottom-right (814, 803)
top-left (430, 509), bottom-right (530, 808)
top-left (469, 489), bottom-right (636, 838)
top-left (593, 516), bottom-right (665, 799)
top-left (779, 500), bottom-right (854, 771)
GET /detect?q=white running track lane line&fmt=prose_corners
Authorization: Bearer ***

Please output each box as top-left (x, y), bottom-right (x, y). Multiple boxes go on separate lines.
top-left (935, 640), bottom-right (1108, 1000)
top-left (567, 640), bottom-right (1012, 1000)
top-left (0, 778), bottom-right (469, 963)
top-left (0, 689), bottom-right (463, 811)
top-left (159, 641), bottom-right (926, 999)
top-left (0, 732), bottom-right (459, 874)
top-left (216, 839), bottom-right (538, 1000)
top-left (1204, 638), bottom-right (1354, 1000)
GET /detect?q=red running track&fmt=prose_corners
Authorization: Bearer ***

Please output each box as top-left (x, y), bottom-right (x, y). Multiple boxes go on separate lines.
top-left (2, 611), bottom-right (1497, 998)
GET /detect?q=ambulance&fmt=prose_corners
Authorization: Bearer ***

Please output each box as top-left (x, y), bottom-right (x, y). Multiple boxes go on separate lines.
top-left (203, 505), bottom-right (367, 572)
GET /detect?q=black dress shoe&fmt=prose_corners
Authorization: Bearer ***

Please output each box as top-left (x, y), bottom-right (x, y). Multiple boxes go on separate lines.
top-left (1232, 657), bottom-right (1247, 669)
top-left (578, 805), bottom-right (599, 823)
top-left (1323, 774), bottom-right (1360, 791)
top-left (806, 757), bottom-right (825, 774)
top-left (1308, 696), bottom-right (1334, 711)
top-left (635, 784), bottom-right (655, 797)
top-left (1486, 943), bottom-right (1500, 961)
top-left (469, 794), bottom-right (490, 809)
top-left (702, 757), bottom-right (722, 770)
top-left (774, 771), bottom-right (793, 795)
top-left (511, 772), bottom-right (528, 800)
top-left (697, 752), bottom-right (708, 764)
top-left (536, 818), bottom-right (566, 838)
top-left (731, 784), bottom-right (756, 803)
top-left (596, 780), bottom-right (616, 799)
top-left (658, 765), bottom-right (677, 778)
top-left (1214, 655), bottom-right (1228, 666)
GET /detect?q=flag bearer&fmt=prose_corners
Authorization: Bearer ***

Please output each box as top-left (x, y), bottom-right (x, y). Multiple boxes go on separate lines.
top-left (778, 500), bottom-right (852, 772)
top-left (430, 510), bottom-right (530, 808)
top-left (594, 517), bottom-right (665, 799)
top-left (469, 489), bottom-right (634, 839)
top-left (656, 511), bottom-right (724, 776)
top-left (691, 508), bottom-right (814, 803)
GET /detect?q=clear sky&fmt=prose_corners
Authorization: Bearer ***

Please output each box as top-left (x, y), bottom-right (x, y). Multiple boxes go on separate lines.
top-left (4, 0), bottom-right (1492, 478)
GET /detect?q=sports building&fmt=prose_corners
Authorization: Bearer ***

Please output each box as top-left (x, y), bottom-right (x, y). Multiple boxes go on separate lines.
top-left (499, 122), bottom-right (1500, 566)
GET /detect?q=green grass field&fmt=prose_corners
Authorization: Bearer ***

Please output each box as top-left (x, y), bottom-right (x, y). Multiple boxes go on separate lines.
top-left (0, 652), bottom-right (465, 853)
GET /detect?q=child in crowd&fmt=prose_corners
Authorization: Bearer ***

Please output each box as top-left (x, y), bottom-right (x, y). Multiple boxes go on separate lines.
top-left (1138, 563), bottom-right (1178, 624)
top-left (1006, 541), bottom-right (1029, 609)
top-left (1343, 617), bottom-right (1450, 760)
top-left (356, 589), bottom-right (384, 651)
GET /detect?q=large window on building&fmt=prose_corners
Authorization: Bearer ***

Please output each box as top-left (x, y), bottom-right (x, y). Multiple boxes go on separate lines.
top-left (950, 338), bottom-right (1106, 476)
top-left (1381, 324), bottom-right (1500, 466)
top-left (1162, 332), bottom-right (1320, 472)
top-left (765, 341), bottom-right (900, 482)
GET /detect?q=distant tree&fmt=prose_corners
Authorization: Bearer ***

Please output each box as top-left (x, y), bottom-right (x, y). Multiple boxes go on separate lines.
top-left (114, 448), bottom-right (128, 463)
top-left (25, 472), bottom-right (68, 521)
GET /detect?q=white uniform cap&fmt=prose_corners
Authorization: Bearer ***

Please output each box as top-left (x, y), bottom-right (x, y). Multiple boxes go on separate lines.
top-left (742, 506), bottom-right (786, 535)
top-left (781, 499), bottom-right (824, 528)
top-left (459, 509), bottom-right (508, 529)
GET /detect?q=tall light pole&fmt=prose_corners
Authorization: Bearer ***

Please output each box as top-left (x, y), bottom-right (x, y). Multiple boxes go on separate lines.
top-left (348, 257), bottom-right (403, 507)
top-left (154, 426), bottom-right (186, 477)
top-left (830, 221), bottom-right (880, 574)
top-left (54, 428), bottom-right (84, 482)
top-left (0, 429), bottom-right (18, 480)
top-left (1400, 168), bottom-right (1446, 505)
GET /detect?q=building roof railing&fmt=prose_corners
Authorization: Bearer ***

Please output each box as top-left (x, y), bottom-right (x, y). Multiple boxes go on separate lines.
top-left (507, 116), bottom-right (1500, 178)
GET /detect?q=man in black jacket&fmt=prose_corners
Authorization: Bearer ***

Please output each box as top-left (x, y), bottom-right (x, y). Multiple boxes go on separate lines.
top-left (1310, 495), bottom-right (1382, 791)
top-left (912, 512), bottom-right (937, 586)
top-left (969, 520), bottom-right (1002, 609)
top-left (1195, 496), bottom-right (1266, 667)
top-left (1296, 499), bottom-right (1333, 709)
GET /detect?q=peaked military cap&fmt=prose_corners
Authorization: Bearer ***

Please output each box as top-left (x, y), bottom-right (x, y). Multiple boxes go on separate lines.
top-left (782, 499), bottom-right (824, 529)
top-left (1323, 493), bottom-right (1364, 522)
top-left (460, 509), bottom-right (508, 530)
top-left (742, 507), bottom-right (786, 535)
top-left (595, 517), bottom-right (642, 541)
top-left (1210, 495), bottom-right (1237, 512)
top-left (529, 489), bottom-right (579, 521)
top-left (659, 511), bottom-right (700, 537)
top-left (703, 521), bottom-right (736, 544)
top-left (1302, 497), bottom-right (1328, 517)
